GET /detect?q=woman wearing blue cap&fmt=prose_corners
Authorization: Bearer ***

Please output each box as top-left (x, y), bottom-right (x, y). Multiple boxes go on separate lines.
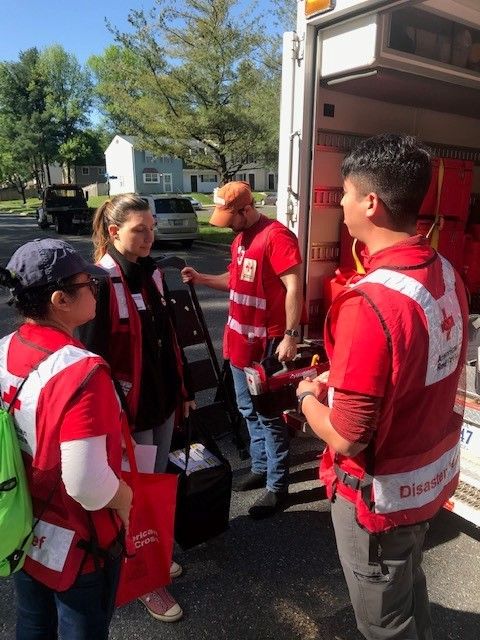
top-left (0, 238), bottom-right (132, 640)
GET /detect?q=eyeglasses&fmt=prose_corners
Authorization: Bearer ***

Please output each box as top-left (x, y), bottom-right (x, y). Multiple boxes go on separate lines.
top-left (62, 277), bottom-right (100, 299)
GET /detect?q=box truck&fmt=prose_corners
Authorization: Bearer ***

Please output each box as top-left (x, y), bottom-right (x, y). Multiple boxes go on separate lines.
top-left (277, 0), bottom-right (480, 526)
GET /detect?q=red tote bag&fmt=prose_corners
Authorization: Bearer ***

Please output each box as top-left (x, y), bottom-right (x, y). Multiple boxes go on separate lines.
top-left (115, 426), bottom-right (178, 607)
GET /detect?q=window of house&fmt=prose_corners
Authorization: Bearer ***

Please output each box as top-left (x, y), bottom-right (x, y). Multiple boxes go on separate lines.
top-left (163, 173), bottom-right (173, 192)
top-left (144, 172), bottom-right (160, 183)
top-left (98, 167), bottom-right (105, 176)
top-left (145, 152), bottom-right (156, 163)
top-left (236, 173), bottom-right (246, 181)
top-left (82, 167), bottom-right (89, 175)
top-left (200, 174), bottom-right (218, 183)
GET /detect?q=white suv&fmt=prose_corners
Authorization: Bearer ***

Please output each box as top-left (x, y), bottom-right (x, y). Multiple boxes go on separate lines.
top-left (140, 194), bottom-right (200, 249)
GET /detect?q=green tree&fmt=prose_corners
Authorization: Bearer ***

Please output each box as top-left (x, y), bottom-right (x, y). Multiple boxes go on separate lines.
top-left (272, 0), bottom-right (297, 33)
top-left (0, 46), bottom-right (94, 190)
top-left (0, 144), bottom-right (33, 203)
top-left (57, 128), bottom-right (108, 182)
top-left (0, 48), bottom-right (56, 189)
top-left (90, 0), bottom-right (281, 184)
top-left (39, 45), bottom-right (93, 181)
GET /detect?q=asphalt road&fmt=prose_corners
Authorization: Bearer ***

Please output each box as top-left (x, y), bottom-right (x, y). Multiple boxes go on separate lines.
top-left (0, 214), bottom-right (479, 640)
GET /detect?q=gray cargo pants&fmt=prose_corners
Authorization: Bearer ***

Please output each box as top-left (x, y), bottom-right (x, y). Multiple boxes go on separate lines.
top-left (331, 494), bottom-right (433, 640)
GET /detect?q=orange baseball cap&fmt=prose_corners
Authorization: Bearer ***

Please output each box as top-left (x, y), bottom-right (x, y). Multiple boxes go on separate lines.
top-left (209, 181), bottom-right (254, 227)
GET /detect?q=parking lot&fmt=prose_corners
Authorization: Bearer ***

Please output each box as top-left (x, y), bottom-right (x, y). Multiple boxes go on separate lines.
top-left (0, 214), bottom-right (479, 640)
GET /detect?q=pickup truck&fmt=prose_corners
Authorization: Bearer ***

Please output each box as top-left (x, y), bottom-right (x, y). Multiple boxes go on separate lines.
top-left (37, 184), bottom-right (92, 234)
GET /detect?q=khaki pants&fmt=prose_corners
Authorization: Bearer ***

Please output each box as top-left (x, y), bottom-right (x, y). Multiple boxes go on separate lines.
top-left (331, 494), bottom-right (433, 640)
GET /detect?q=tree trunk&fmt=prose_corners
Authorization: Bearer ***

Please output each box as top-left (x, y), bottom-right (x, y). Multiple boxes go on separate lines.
top-left (37, 160), bottom-right (46, 190)
top-left (14, 178), bottom-right (27, 204)
top-left (219, 156), bottom-right (231, 186)
top-left (45, 159), bottom-right (52, 186)
top-left (67, 162), bottom-right (71, 183)
top-left (32, 158), bottom-right (42, 193)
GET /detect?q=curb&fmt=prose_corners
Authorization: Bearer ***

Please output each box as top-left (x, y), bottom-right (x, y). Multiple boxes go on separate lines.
top-left (196, 240), bottom-right (230, 249)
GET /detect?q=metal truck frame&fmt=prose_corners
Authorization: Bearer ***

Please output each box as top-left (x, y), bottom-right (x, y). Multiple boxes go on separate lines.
top-left (277, 0), bottom-right (480, 526)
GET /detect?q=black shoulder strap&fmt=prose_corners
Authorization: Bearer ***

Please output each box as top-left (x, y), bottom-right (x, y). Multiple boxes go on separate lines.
top-left (112, 377), bottom-right (133, 425)
top-left (6, 376), bottom-right (30, 414)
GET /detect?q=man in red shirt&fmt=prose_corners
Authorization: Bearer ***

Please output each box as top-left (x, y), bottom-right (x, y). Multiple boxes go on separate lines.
top-left (182, 181), bottom-right (304, 518)
top-left (296, 134), bottom-right (468, 639)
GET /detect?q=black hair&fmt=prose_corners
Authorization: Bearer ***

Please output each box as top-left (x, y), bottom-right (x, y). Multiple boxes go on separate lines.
top-left (0, 267), bottom-right (20, 291)
top-left (341, 133), bottom-right (432, 229)
top-left (0, 267), bottom-right (79, 321)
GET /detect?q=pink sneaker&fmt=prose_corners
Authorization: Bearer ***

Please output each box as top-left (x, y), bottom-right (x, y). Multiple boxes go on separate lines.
top-left (138, 587), bottom-right (183, 622)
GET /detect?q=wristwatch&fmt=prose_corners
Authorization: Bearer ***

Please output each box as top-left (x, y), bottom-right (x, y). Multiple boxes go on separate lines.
top-left (296, 390), bottom-right (316, 414)
top-left (284, 328), bottom-right (300, 337)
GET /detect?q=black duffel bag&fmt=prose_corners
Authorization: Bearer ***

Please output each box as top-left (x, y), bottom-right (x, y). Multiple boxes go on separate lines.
top-left (168, 406), bottom-right (232, 550)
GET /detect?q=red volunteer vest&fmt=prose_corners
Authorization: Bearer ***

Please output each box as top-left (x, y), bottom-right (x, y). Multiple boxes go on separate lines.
top-left (321, 252), bottom-right (466, 533)
top-left (98, 253), bottom-right (186, 422)
top-left (224, 218), bottom-right (286, 368)
top-left (0, 330), bottom-right (122, 591)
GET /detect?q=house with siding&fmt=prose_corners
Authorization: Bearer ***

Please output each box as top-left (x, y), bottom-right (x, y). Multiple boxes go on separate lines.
top-left (105, 135), bottom-right (184, 195)
top-left (183, 166), bottom-right (277, 193)
top-left (183, 143), bottom-right (277, 193)
top-left (105, 134), bottom-right (277, 195)
top-left (72, 165), bottom-right (107, 187)
top-left (46, 163), bottom-right (107, 187)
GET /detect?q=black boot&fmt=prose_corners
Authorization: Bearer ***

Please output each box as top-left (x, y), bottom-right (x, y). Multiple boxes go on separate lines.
top-left (232, 471), bottom-right (266, 492)
top-left (248, 489), bottom-right (288, 519)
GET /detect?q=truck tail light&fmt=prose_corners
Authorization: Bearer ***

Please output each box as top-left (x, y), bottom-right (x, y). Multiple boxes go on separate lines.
top-left (305, 0), bottom-right (334, 18)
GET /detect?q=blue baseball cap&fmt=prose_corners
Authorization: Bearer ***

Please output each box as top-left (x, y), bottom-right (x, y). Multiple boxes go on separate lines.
top-left (6, 238), bottom-right (106, 291)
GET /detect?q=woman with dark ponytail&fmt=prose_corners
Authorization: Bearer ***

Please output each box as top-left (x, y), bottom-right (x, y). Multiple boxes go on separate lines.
top-left (79, 194), bottom-right (194, 623)
top-left (0, 239), bottom-right (132, 640)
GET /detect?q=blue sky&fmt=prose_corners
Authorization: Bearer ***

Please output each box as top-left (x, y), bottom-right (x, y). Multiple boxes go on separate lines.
top-left (0, 0), bottom-right (139, 64)
top-left (0, 0), bottom-right (283, 66)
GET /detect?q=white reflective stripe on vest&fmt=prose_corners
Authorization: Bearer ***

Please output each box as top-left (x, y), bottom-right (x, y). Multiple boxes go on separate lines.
top-left (0, 338), bottom-right (92, 458)
top-left (100, 253), bottom-right (165, 316)
top-left (226, 316), bottom-right (267, 338)
top-left (27, 520), bottom-right (75, 572)
top-left (354, 256), bottom-right (463, 386)
top-left (112, 282), bottom-right (129, 320)
top-left (98, 252), bottom-right (120, 276)
top-left (98, 254), bottom-right (129, 320)
top-left (327, 386), bottom-right (334, 408)
top-left (372, 441), bottom-right (460, 513)
top-left (229, 289), bottom-right (267, 310)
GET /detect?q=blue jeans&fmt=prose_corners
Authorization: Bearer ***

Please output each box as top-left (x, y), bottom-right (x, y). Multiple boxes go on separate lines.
top-left (231, 364), bottom-right (289, 492)
top-left (14, 556), bottom-right (121, 640)
top-left (133, 411), bottom-right (176, 472)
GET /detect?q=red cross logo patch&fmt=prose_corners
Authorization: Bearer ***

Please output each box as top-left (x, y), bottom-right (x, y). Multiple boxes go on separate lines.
top-left (2, 385), bottom-right (22, 413)
top-left (441, 308), bottom-right (455, 340)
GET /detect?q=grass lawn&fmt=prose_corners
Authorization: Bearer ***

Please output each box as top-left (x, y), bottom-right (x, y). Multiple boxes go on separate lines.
top-left (196, 206), bottom-right (276, 244)
top-left (87, 195), bottom-right (108, 209)
top-left (0, 198), bottom-right (41, 215)
top-left (197, 213), bottom-right (234, 244)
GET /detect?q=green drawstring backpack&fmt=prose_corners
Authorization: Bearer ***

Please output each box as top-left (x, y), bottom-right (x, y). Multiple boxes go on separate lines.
top-left (0, 378), bottom-right (33, 576)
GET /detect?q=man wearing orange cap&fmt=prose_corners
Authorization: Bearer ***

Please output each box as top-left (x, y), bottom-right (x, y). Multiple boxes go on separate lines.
top-left (182, 181), bottom-right (304, 518)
